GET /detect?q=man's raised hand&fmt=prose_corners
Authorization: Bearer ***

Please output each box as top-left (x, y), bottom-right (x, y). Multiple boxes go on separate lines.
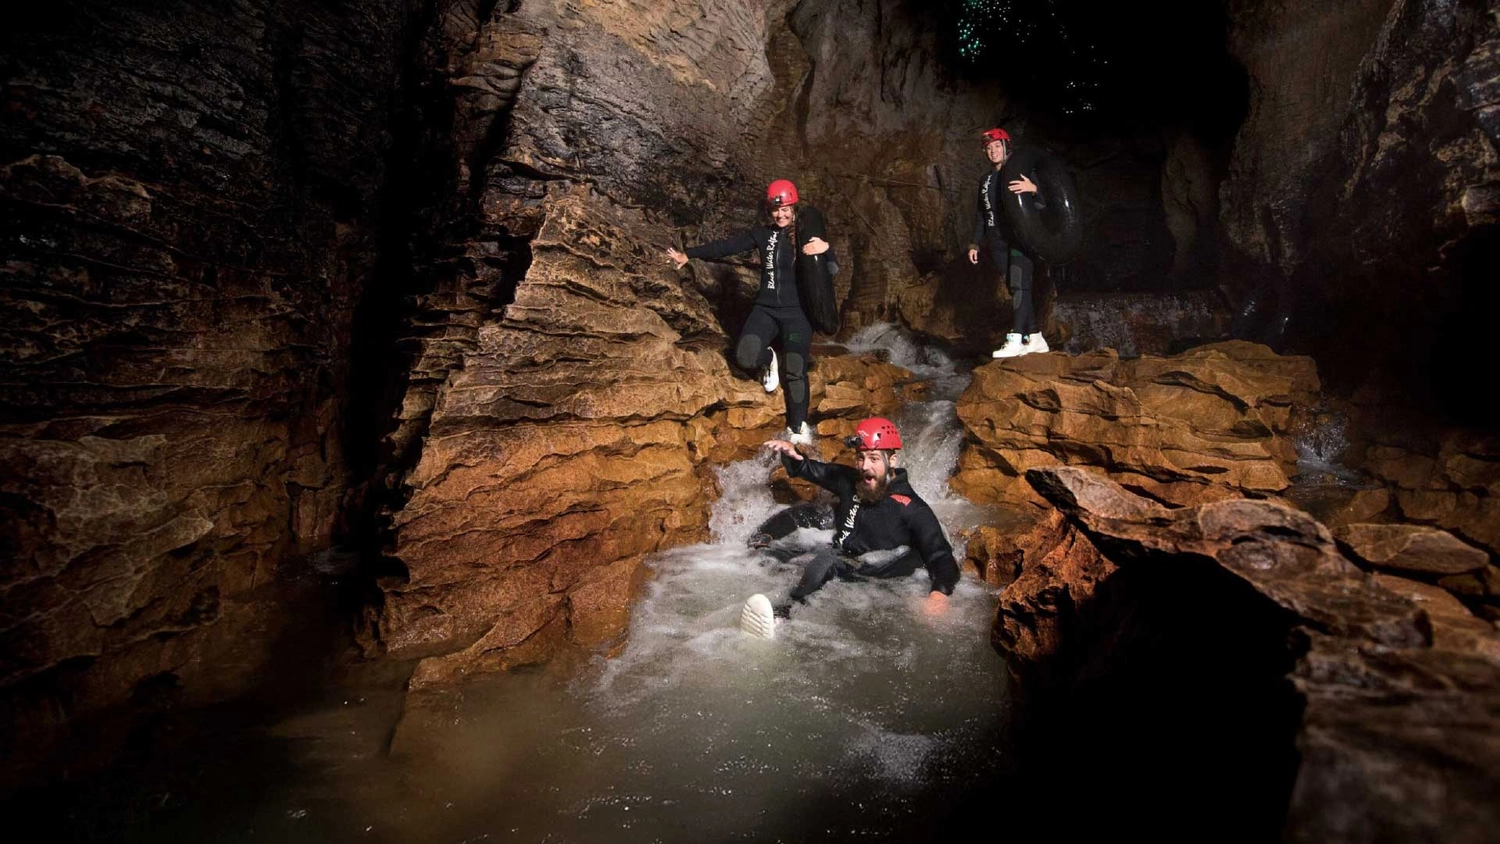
top-left (763, 439), bottom-right (805, 461)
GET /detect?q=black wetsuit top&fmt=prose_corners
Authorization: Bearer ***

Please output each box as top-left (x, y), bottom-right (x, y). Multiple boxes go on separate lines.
top-left (780, 455), bottom-right (960, 595)
top-left (970, 166), bottom-right (1045, 250)
top-left (683, 206), bottom-right (831, 309)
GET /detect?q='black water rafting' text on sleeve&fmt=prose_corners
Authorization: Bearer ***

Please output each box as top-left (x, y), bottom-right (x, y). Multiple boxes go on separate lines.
top-left (684, 226), bottom-right (801, 309)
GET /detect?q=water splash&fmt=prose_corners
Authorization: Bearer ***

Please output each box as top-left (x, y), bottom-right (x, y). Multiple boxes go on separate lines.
top-left (1291, 407), bottom-right (1365, 486)
top-left (844, 322), bottom-right (970, 400)
top-left (706, 450), bottom-right (785, 547)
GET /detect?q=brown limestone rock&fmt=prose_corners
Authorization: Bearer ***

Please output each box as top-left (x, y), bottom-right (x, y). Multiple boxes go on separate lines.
top-left (364, 185), bottom-right (745, 668)
top-left (961, 505), bottom-right (1065, 588)
top-left (1438, 565), bottom-right (1500, 620)
top-left (1353, 429), bottom-right (1500, 558)
top-left (953, 341), bottom-right (1318, 508)
top-left (1020, 466), bottom-right (1500, 843)
top-left (1333, 523), bottom-right (1491, 576)
top-left (990, 510), bottom-right (1117, 695)
top-left (0, 0), bottom-right (404, 764)
top-left (1372, 574), bottom-right (1500, 660)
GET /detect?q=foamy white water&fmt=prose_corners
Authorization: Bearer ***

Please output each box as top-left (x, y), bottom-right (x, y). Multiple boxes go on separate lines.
top-left (526, 324), bottom-right (1007, 841)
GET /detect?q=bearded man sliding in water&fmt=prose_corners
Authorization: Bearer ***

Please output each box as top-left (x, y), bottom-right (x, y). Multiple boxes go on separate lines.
top-left (738, 417), bottom-right (959, 638)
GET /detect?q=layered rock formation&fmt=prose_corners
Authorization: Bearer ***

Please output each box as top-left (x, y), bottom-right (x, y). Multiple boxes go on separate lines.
top-left (1000, 466), bottom-right (1500, 842)
top-left (1353, 427), bottom-right (1500, 560)
top-left (1, 0), bottom-right (414, 768)
top-left (952, 341), bottom-right (1319, 509)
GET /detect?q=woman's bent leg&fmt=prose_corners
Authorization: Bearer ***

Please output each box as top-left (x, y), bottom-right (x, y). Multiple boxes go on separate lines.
top-left (735, 306), bottom-right (778, 373)
top-left (776, 307), bottom-right (813, 430)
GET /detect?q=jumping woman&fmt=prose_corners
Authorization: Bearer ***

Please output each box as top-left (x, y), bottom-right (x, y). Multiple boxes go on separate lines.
top-left (667, 180), bottom-right (831, 445)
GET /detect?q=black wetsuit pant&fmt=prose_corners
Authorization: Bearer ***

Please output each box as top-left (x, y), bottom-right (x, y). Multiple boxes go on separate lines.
top-left (738, 304), bottom-right (811, 430)
top-left (985, 235), bottom-right (1036, 337)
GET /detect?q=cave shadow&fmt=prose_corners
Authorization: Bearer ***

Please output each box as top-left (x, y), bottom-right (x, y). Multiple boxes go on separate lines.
top-left (947, 549), bottom-right (1306, 841)
top-left (0, 562), bottom-right (415, 843)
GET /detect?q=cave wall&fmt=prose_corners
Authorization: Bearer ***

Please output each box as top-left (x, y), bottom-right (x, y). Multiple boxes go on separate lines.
top-left (1220, 0), bottom-right (1499, 411)
top-left (0, 0), bottom-right (417, 769)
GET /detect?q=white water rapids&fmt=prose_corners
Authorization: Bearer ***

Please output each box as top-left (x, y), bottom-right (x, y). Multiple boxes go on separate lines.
top-left (80, 326), bottom-right (1010, 843)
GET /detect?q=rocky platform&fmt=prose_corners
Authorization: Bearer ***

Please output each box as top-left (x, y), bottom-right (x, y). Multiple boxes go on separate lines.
top-left (992, 465), bottom-right (1500, 841)
top-left (953, 341), bottom-right (1320, 509)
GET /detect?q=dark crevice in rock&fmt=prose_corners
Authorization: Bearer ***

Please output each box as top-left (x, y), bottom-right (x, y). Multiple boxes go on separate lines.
top-left (998, 467), bottom-right (1500, 840)
top-left (342, 0), bottom-right (540, 559)
top-left (1007, 554), bottom-right (1305, 838)
top-left (341, 0), bottom-right (455, 562)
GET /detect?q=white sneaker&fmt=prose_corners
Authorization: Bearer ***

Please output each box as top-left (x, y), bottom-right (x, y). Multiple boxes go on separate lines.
top-left (991, 332), bottom-right (1025, 359)
top-left (740, 593), bottom-right (776, 639)
top-left (785, 422), bottom-right (814, 446)
top-left (762, 349), bottom-right (780, 393)
top-left (1022, 334), bottom-right (1050, 355)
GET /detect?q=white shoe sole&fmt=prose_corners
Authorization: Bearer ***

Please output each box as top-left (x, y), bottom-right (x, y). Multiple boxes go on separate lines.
top-left (740, 593), bottom-right (776, 639)
top-left (762, 350), bottom-right (779, 393)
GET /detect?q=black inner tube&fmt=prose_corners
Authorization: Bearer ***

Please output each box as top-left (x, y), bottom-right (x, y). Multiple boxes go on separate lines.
top-left (999, 147), bottom-right (1085, 264)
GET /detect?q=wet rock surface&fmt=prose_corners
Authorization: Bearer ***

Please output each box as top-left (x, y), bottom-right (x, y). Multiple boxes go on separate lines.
top-left (1334, 522), bottom-right (1490, 576)
top-left (997, 466), bottom-right (1500, 842)
top-left (1046, 289), bottom-right (1232, 357)
top-left (952, 341), bottom-right (1319, 509)
top-left (1353, 427), bottom-right (1500, 558)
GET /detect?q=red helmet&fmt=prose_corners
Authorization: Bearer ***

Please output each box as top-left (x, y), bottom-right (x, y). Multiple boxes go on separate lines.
top-left (766, 179), bottom-right (799, 208)
top-left (849, 417), bottom-right (902, 451)
top-left (980, 127), bottom-right (1010, 148)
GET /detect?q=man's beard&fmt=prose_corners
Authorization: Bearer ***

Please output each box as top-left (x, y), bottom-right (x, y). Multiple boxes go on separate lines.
top-left (856, 470), bottom-right (890, 503)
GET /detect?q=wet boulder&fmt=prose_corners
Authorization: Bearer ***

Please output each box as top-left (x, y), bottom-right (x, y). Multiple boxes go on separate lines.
top-left (1333, 523), bottom-right (1491, 576)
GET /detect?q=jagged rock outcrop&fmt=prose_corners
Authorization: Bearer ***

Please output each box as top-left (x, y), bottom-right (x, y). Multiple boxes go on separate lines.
top-left (952, 341), bottom-right (1319, 508)
top-left (1334, 522), bottom-right (1491, 576)
top-left (0, 0), bottom-right (413, 771)
top-left (999, 466), bottom-right (1500, 842)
